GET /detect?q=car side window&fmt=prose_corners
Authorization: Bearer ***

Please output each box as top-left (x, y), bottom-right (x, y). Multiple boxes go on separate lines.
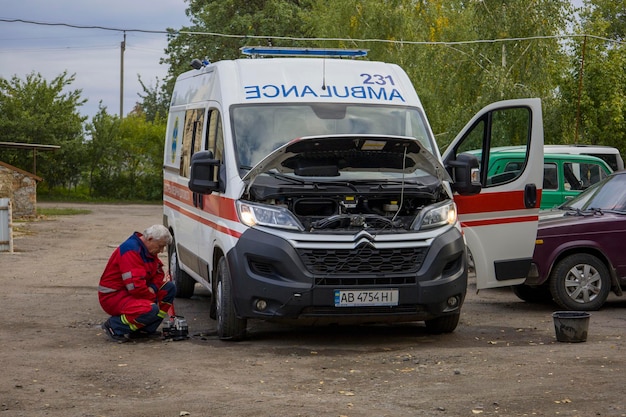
top-left (543, 163), bottom-right (558, 190)
top-left (563, 162), bottom-right (608, 191)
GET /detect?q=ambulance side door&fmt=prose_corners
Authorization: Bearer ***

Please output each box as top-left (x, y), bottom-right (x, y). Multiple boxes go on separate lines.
top-left (443, 98), bottom-right (544, 289)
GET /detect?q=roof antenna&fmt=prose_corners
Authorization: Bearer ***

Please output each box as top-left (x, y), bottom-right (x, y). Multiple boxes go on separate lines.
top-left (322, 58), bottom-right (327, 90)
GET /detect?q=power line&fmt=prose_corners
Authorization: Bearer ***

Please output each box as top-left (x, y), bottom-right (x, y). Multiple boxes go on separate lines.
top-left (1, 17), bottom-right (625, 46)
top-left (0, 18), bottom-right (168, 34)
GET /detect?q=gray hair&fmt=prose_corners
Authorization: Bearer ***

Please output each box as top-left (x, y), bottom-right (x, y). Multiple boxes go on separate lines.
top-left (143, 224), bottom-right (173, 244)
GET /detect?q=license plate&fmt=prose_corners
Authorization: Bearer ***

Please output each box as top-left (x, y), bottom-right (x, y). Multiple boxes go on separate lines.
top-left (334, 289), bottom-right (399, 307)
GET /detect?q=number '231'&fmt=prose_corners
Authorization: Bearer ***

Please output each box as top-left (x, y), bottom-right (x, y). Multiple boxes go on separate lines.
top-left (360, 73), bottom-right (396, 86)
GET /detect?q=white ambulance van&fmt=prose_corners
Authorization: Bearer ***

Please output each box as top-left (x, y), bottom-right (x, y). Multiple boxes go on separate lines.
top-left (163, 47), bottom-right (544, 340)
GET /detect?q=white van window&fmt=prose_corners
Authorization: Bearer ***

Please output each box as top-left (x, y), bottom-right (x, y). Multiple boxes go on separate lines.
top-left (205, 109), bottom-right (225, 181)
top-left (180, 109), bottom-right (205, 178)
top-left (205, 109), bottom-right (223, 157)
top-left (454, 107), bottom-right (531, 187)
top-left (231, 103), bottom-right (434, 169)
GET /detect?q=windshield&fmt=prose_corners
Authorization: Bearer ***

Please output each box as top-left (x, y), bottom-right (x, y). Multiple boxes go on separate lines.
top-left (231, 103), bottom-right (435, 169)
top-left (563, 173), bottom-right (626, 212)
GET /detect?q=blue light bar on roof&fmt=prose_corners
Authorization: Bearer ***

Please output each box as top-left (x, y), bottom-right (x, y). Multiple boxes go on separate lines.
top-left (240, 46), bottom-right (368, 58)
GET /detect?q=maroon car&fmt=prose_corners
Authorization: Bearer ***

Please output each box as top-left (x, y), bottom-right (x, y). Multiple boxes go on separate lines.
top-left (513, 170), bottom-right (626, 310)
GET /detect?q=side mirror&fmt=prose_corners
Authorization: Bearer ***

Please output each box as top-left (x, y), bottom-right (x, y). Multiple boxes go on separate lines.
top-left (189, 151), bottom-right (220, 194)
top-left (447, 153), bottom-right (482, 196)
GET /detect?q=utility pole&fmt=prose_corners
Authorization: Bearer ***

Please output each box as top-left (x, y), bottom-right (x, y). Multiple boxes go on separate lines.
top-left (575, 35), bottom-right (587, 144)
top-left (120, 31), bottom-right (126, 119)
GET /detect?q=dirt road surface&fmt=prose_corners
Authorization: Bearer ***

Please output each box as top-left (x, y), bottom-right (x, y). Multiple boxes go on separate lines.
top-left (2, 203), bottom-right (625, 417)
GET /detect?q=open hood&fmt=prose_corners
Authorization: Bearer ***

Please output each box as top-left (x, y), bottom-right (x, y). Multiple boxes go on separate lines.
top-left (242, 134), bottom-right (451, 185)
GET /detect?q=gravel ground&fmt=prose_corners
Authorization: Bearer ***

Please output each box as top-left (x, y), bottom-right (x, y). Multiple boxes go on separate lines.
top-left (1, 202), bottom-right (625, 417)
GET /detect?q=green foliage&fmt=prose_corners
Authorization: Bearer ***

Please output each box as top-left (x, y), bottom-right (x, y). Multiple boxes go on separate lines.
top-left (85, 108), bottom-right (166, 200)
top-left (37, 207), bottom-right (92, 216)
top-left (0, 71), bottom-right (87, 188)
top-left (163, 0), bottom-right (313, 94)
top-left (554, 0), bottom-right (626, 154)
top-left (137, 76), bottom-right (169, 123)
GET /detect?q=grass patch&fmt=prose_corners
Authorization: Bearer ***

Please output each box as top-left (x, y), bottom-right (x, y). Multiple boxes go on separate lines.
top-left (37, 207), bottom-right (92, 216)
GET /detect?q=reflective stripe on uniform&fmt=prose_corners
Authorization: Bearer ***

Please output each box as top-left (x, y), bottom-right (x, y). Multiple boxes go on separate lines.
top-left (121, 314), bottom-right (138, 331)
top-left (98, 285), bottom-right (117, 293)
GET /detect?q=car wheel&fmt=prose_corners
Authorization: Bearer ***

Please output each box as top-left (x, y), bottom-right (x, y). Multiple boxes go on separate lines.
top-left (549, 253), bottom-right (610, 311)
top-left (216, 257), bottom-right (247, 341)
top-left (168, 238), bottom-right (195, 298)
top-left (424, 312), bottom-right (460, 334)
top-left (511, 284), bottom-right (553, 303)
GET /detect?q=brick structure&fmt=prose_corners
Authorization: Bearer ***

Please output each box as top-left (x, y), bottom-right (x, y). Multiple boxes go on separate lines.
top-left (0, 161), bottom-right (42, 218)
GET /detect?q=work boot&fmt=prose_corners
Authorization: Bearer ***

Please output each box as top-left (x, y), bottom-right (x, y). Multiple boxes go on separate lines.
top-left (101, 319), bottom-right (129, 343)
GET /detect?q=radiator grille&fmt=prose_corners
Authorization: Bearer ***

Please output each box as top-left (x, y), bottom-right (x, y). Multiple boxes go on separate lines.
top-left (297, 246), bottom-right (425, 283)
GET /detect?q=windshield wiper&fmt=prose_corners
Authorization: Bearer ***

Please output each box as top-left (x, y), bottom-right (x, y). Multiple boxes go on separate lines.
top-left (266, 171), bottom-right (308, 184)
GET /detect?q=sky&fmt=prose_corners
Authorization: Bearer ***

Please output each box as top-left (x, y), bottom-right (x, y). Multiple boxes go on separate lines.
top-left (0, 0), bottom-right (190, 120)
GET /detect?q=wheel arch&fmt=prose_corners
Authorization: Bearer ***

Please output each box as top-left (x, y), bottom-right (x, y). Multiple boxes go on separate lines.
top-left (548, 244), bottom-right (621, 294)
top-left (212, 246), bottom-right (226, 294)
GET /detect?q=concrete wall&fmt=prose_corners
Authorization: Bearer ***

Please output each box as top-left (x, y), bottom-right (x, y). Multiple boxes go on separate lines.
top-left (0, 162), bottom-right (40, 218)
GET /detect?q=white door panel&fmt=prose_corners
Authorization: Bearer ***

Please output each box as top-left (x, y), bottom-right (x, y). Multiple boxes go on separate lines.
top-left (444, 98), bottom-right (544, 289)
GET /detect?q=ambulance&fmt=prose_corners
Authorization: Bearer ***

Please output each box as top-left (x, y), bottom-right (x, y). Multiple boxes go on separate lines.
top-left (162, 47), bottom-right (544, 340)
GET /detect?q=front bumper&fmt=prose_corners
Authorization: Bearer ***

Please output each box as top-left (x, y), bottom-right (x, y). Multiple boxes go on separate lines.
top-left (226, 226), bottom-right (467, 324)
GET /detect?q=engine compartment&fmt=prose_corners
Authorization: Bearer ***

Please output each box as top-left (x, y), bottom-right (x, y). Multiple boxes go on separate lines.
top-left (245, 175), bottom-right (448, 232)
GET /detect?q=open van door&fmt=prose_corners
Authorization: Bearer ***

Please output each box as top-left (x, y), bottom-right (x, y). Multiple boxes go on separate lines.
top-left (443, 98), bottom-right (544, 290)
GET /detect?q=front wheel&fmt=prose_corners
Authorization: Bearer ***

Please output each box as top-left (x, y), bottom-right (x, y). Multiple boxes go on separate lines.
top-left (425, 312), bottom-right (460, 334)
top-left (216, 257), bottom-right (247, 341)
top-left (549, 253), bottom-right (610, 311)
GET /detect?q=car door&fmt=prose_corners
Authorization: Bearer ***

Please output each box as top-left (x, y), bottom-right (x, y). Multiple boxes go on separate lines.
top-left (443, 98), bottom-right (544, 289)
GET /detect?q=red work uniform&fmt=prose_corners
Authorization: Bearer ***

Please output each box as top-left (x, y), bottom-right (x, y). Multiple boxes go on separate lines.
top-left (98, 232), bottom-right (174, 334)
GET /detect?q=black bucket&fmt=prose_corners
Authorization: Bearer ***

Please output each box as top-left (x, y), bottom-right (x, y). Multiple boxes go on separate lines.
top-left (552, 311), bottom-right (590, 343)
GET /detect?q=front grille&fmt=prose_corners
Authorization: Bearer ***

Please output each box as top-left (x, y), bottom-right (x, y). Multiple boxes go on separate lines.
top-left (297, 246), bottom-right (425, 278)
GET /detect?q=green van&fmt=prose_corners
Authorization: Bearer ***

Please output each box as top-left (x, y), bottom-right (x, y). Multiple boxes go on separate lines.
top-left (483, 151), bottom-right (613, 209)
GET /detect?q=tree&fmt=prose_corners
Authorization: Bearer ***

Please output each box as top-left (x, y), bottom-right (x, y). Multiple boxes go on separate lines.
top-left (305, 0), bottom-right (572, 148)
top-left (135, 76), bottom-right (169, 123)
top-left (162, 0), bottom-right (313, 93)
top-left (85, 107), bottom-right (165, 200)
top-left (84, 105), bottom-right (121, 197)
top-left (0, 71), bottom-right (87, 189)
top-left (116, 113), bottom-right (165, 200)
top-left (556, 0), bottom-right (626, 153)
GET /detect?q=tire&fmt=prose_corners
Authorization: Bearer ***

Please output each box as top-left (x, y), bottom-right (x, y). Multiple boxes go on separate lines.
top-left (425, 312), bottom-right (460, 334)
top-left (168, 239), bottom-right (195, 299)
top-left (549, 253), bottom-right (611, 311)
top-left (216, 257), bottom-right (247, 341)
top-left (511, 284), bottom-right (553, 303)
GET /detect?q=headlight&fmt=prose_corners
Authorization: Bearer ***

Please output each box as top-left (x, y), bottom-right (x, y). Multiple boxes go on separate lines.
top-left (413, 201), bottom-right (457, 230)
top-left (236, 201), bottom-right (303, 231)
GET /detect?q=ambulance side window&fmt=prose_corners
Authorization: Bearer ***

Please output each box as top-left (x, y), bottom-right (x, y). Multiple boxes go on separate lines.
top-left (205, 109), bottom-right (224, 161)
top-left (180, 109), bottom-right (205, 178)
top-left (205, 108), bottom-right (225, 185)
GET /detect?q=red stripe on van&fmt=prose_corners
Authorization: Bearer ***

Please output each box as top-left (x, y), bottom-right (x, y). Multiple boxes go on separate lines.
top-left (454, 189), bottom-right (541, 214)
top-left (164, 180), bottom-right (239, 221)
top-left (164, 200), bottom-right (242, 238)
top-left (460, 215), bottom-right (537, 228)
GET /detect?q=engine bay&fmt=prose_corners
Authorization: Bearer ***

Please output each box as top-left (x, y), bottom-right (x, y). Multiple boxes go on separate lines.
top-left (245, 175), bottom-right (448, 232)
